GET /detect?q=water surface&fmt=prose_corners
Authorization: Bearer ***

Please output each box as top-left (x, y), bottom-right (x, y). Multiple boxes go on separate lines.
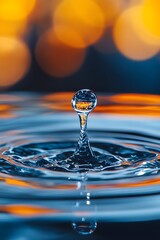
top-left (0, 92), bottom-right (159, 239)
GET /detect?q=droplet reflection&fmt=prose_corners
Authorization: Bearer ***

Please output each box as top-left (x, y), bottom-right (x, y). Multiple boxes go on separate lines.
top-left (72, 178), bottom-right (97, 235)
top-left (72, 219), bottom-right (97, 235)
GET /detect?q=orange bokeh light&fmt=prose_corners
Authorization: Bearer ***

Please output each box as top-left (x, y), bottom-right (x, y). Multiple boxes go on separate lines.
top-left (0, 104), bottom-right (16, 118)
top-left (2, 204), bottom-right (56, 217)
top-left (32, 0), bottom-right (55, 22)
top-left (109, 94), bottom-right (160, 106)
top-left (113, 6), bottom-right (159, 60)
top-left (35, 30), bottom-right (86, 78)
top-left (0, 37), bottom-right (31, 88)
top-left (0, 19), bottom-right (27, 36)
top-left (142, 0), bottom-right (160, 37)
top-left (96, 0), bottom-right (124, 27)
top-left (130, 6), bottom-right (160, 47)
top-left (0, 0), bottom-right (36, 21)
top-left (54, 0), bottom-right (104, 48)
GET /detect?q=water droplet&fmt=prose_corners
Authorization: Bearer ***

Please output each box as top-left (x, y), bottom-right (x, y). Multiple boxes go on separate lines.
top-left (72, 219), bottom-right (97, 235)
top-left (71, 89), bottom-right (97, 161)
top-left (72, 89), bottom-right (97, 113)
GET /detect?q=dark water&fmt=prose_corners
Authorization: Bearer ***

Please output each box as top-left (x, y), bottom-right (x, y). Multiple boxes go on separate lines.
top-left (0, 93), bottom-right (159, 240)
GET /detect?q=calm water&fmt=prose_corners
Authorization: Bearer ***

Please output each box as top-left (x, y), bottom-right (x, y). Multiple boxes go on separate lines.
top-left (0, 92), bottom-right (159, 240)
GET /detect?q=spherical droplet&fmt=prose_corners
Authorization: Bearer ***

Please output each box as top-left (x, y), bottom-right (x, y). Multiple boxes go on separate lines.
top-left (72, 89), bottom-right (97, 113)
top-left (72, 219), bottom-right (97, 235)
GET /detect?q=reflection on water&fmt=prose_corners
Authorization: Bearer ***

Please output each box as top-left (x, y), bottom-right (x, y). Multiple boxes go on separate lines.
top-left (0, 204), bottom-right (56, 217)
top-left (43, 92), bottom-right (160, 116)
top-left (72, 219), bottom-right (97, 235)
top-left (72, 178), bottom-right (97, 235)
top-left (0, 93), bottom-right (159, 239)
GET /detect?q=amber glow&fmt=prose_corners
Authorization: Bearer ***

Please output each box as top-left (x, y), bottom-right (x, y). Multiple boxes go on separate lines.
top-left (0, 177), bottom-right (76, 190)
top-left (0, 204), bottom-right (57, 217)
top-left (131, 6), bottom-right (160, 47)
top-left (54, 0), bottom-right (104, 48)
top-left (0, 20), bottom-right (27, 36)
top-left (6, 179), bottom-right (30, 187)
top-left (142, 0), bottom-right (160, 37)
top-left (96, 0), bottom-right (123, 27)
top-left (0, 0), bottom-right (36, 21)
top-left (0, 104), bottom-right (15, 118)
top-left (88, 176), bottom-right (160, 190)
top-left (109, 94), bottom-right (160, 105)
top-left (44, 92), bottom-right (74, 102)
top-left (0, 37), bottom-right (31, 88)
top-left (43, 93), bottom-right (160, 117)
top-left (0, 105), bottom-right (13, 112)
top-left (113, 6), bottom-right (159, 60)
top-left (36, 30), bottom-right (86, 77)
top-left (43, 92), bottom-right (73, 111)
top-left (76, 102), bottom-right (92, 111)
top-left (96, 105), bottom-right (160, 117)
top-left (31, 0), bottom-right (51, 21)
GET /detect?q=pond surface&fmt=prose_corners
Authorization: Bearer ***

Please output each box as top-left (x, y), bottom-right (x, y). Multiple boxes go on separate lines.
top-left (0, 92), bottom-right (159, 239)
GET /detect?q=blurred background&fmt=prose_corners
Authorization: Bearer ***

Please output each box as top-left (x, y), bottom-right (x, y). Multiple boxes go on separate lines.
top-left (0, 0), bottom-right (160, 94)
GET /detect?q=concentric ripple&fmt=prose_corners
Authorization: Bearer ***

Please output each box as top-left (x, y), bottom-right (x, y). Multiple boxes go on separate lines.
top-left (0, 93), bottom-right (159, 224)
top-left (1, 138), bottom-right (159, 176)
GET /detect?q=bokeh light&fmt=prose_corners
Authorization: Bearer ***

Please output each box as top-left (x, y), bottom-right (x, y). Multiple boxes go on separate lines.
top-left (109, 93), bottom-right (160, 105)
top-left (130, 6), bottom-right (160, 47)
top-left (0, 104), bottom-right (15, 119)
top-left (142, 0), bottom-right (160, 37)
top-left (0, 0), bottom-right (159, 91)
top-left (53, 0), bottom-right (105, 48)
top-left (43, 92), bottom-right (73, 111)
top-left (0, 19), bottom-right (27, 36)
top-left (35, 30), bottom-right (86, 78)
top-left (96, 0), bottom-right (124, 27)
top-left (0, 0), bottom-right (36, 21)
top-left (32, 0), bottom-right (54, 22)
top-left (0, 37), bottom-right (31, 88)
top-left (113, 6), bottom-right (159, 61)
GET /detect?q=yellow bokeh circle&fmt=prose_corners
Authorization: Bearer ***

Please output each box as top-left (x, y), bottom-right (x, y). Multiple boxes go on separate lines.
top-left (0, 37), bottom-right (31, 88)
top-left (54, 0), bottom-right (105, 48)
top-left (35, 30), bottom-right (86, 78)
top-left (113, 6), bottom-right (159, 61)
top-left (0, 0), bottom-right (36, 21)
